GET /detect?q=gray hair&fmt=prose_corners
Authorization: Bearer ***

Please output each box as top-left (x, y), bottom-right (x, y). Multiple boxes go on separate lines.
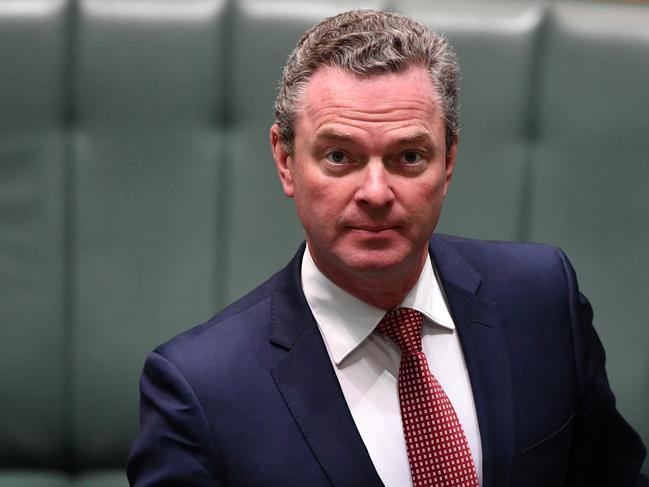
top-left (274, 9), bottom-right (460, 153)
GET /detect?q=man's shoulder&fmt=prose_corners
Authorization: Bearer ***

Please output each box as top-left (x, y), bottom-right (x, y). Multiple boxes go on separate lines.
top-left (154, 247), bottom-right (303, 367)
top-left (433, 233), bottom-right (566, 268)
top-left (431, 233), bottom-right (572, 291)
top-left (433, 233), bottom-right (562, 256)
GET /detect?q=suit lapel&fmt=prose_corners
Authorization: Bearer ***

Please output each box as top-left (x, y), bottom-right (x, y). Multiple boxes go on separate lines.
top-left (431, 236), bottom-right (515, 487)
top-left (269, 249), bottom-right (384, 487)
top-left (267, 239), bottom-right (516, 487)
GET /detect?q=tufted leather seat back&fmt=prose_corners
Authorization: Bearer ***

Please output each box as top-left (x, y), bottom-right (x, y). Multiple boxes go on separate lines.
top-left (0, 1), bottom-right (647, 484)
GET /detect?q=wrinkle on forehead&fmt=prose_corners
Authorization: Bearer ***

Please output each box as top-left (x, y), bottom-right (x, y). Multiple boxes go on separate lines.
top-left (307, 104), bottom-right (438, 126)
top-left (297, 66), bottom-right (444, 137)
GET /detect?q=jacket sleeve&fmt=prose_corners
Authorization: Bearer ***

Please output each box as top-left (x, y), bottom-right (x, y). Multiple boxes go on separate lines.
top-left (127, 351), bottom-right (224, 487)
top-left (557, 250), bottom-right (647, 486)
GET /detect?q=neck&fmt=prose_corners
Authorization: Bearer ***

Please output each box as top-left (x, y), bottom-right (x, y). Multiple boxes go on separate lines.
top-left (342, 278), bottom-right (417, 310)
top-left (308, 246), bottom-right (428, 310)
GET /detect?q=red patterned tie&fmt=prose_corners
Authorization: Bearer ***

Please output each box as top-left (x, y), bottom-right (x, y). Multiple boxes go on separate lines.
top-left (377, 308), bottom-right (479, 487)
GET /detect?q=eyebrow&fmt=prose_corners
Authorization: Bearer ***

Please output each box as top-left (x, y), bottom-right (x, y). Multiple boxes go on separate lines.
top-left (398, 133), bottom-right (434, 146)
top-left (314, 129), bottom-right (434, 147)
top-left (313, 128), bottom-right (356, 142)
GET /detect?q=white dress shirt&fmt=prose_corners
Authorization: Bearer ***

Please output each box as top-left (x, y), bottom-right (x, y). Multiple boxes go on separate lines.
top-left (301, 245), bottom-right (483, 487)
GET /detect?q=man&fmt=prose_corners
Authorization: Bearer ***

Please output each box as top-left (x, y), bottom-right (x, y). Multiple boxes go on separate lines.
top-left (127, 10), bottom-right (646, 487)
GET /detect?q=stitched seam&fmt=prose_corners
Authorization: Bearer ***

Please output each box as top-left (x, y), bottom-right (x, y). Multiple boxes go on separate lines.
top-left (270, 287), bottom-right (277, 342)
top-left (169, 293), bottom-right (274, 349)
top-left (553, 248), bottom-right (583, 406)
top-left (443, 238), bottom-right (483, 291)
top-left (493, 299), bottom-right (516, 479)
top-left (217, 291), bottom-right (273, 324)
top-left (270, 368), bottom-right (335, 486)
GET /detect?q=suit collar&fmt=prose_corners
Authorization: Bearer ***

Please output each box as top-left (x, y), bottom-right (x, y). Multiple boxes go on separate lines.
top-left (431, 235), bottom-right (515, 487)
top-left (430, 234), bottom-right (483, 295)
top-left (268, 244), bottom-right (312, 350)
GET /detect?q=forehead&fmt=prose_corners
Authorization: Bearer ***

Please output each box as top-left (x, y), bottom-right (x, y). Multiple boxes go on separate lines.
top-left (297, 66), bottom-right (444, 138)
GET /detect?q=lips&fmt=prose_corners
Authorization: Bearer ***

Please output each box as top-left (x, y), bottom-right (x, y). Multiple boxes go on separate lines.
top-left (347, 225), bottom-right (401, 233)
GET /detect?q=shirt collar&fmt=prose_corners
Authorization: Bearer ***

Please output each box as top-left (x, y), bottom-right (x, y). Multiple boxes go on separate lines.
top-left (301, 244), bottom-right (455, 365)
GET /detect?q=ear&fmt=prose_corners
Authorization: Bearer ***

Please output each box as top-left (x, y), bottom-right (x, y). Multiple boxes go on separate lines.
top-left (270, 124), bottom-right (295, 198)
top-left (442, 135), bottom-right (459, 198)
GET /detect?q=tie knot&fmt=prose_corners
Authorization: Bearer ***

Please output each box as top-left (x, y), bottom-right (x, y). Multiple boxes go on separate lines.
top-left (376, 308), bottom-right (423, 356)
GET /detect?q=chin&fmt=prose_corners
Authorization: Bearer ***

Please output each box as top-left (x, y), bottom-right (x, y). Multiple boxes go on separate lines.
top-left (339, 249), bottom-right (415, 276)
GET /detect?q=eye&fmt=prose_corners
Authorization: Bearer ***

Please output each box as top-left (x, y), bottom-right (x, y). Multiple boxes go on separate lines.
top-left (401, 151), bottom-right (423, 164)
top-left (325, 150), bottom-right (349, 164)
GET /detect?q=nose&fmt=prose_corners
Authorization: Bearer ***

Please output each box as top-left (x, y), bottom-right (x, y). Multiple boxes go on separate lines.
top-left (354, 159), bottom-right (395, 208)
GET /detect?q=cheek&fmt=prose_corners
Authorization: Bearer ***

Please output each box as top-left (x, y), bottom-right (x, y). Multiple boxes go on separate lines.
top-left (405, 185), bottom-right (445, 223)
top-left (294, 181), bottom-right (326, 211)
top-left (408, 182), bottom-right (443, 206)
top-left (297, 174), bottom-right (352, 208)
top-left (293, 181), bottom-right (337, 229)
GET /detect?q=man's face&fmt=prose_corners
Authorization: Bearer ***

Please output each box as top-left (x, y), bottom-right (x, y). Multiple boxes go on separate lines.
top-left (271, 66), bottom-right (457, 296)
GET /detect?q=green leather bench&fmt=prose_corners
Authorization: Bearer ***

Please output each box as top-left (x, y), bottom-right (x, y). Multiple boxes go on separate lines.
top-left (1, 1), bottom-right (646, 484)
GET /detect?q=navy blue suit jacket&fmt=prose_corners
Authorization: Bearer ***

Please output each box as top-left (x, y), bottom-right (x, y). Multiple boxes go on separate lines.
top-left (127, 235), bottom-right (646, 486)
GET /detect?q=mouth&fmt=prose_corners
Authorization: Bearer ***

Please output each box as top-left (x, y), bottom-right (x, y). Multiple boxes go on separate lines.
top-left (347, 225), bottom-right (401, 234)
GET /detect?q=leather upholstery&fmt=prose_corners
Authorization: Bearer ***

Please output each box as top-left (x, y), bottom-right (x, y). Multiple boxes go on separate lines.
top-left (0, 0), bottom-right (646, 484)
